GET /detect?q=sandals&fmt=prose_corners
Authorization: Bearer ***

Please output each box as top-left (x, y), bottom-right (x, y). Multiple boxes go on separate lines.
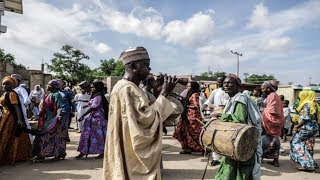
top-left (75, 153), bottom-right (88, 159)
top-left (179, 150), bottom-right (191, 154)
top-left (52, 153), bottom-right (67, 161)
top-left (297, 165), bottom-right (315, 172)
top-left (95, 154), bottom-right (104, 159)
top-left (29, 156), bottom-right (45, 164)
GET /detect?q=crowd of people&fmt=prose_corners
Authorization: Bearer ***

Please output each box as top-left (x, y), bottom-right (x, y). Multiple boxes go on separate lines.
top-left (0, 46), bottom-right (319, 180)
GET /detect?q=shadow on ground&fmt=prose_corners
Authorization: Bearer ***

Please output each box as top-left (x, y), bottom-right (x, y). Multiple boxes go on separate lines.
top-left (161, 168), bottom-right (217, 180)
top-left (0, 156), bottom-right (102, 180)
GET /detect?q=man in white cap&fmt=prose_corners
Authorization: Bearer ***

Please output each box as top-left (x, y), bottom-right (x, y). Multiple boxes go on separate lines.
top-left (103, 47), bottom-right (177, 180)
top-left (11, 74), bottom-right (33, 142)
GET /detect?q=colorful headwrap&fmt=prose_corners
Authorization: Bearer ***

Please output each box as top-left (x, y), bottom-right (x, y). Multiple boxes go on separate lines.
top-left (226, 73), bottom-right (241, 85)
top-left (79, 80), bottom-right (90, 89)
top-left (48, 79), bottom-right (59, 89)
top-left (296, 90), bottom-right (317, 114)
top-left (262, 80), bottom-right (278, 92)
top-left (119, 46), bottom-right (150, 65)
top-left (11, 74), bottom-right (22, 81)
top-left (2, 76), bottom-right (18, 87)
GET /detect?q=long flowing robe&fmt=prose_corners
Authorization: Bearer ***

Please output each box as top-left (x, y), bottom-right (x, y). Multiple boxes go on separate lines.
top-left (290, 103), bottom-right (319, 169)
top-left (0, 91), bottom-right (31, 165)
top-left (103, 79), bottom-right (174, 180)
top-left (262, 92), bottom-right (284, 137)
top-left (74, 92), bottom-right (91, 131)
top-left (32, 91), bottom-right (67, 157)
top-left (173, 93), bottom-right (204, 152)
top-left (261, 92), bottom-right (284, 160)
top-left (215, 93), bottom-right (262, 180)
top-left (77, 95), bottom-right (107, 154)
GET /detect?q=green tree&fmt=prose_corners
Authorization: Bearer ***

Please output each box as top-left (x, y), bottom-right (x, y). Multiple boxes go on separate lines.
top-left (246, 74), bottom-right (276, 84)
top-left (212, 71), bottom-right (226, 79)
top-left (200, 71), bottom-right (226, 79)
top-left (99, 58), bottom-right (124, 76)
top-left (0, 49), bottom-right (26, 70)
top-left (46, 45), bottom-right (91, 87)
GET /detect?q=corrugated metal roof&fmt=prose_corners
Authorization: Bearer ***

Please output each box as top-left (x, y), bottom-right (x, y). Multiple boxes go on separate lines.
top-left (292, 86), bottom-right (320, 91)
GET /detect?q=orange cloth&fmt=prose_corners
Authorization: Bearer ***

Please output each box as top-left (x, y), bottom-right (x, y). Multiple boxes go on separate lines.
top-left (262, 92), bottom-right (284, 137)
top-left (0, 91), bottom-right (31, 165)
top-left (2, 76), bottom-right (18, 87)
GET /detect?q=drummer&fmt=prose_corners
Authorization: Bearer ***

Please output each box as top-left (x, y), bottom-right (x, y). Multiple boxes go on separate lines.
top-left (201, 76), bottom-right (229, 166)
top-left (214, 74), bottom-right (262, 180)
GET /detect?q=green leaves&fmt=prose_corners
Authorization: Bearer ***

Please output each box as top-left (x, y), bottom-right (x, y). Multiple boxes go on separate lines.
top-left (46, 45), bottom-right (91, 87)
top-left (246, 74), bottom-right (276, 84)
top-left (0, 49), bottom-right (26, 70)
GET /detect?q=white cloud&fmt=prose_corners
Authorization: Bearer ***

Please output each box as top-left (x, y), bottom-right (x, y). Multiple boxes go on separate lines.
top-left (98, 4), bottom-right (164, 39)
top-left (246, 3), bottom-right (271, 30)
top-left (1, 0), bottom-right (111, 68)
top-left (163, 12), bottom-right (215, 47)
top-left (246, 0), bottom-right (320, 32)
top-left (95, 43), bottom-right (112, 54)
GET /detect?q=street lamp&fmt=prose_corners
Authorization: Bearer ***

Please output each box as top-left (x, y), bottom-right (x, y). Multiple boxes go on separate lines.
top-left (230, 50), bottom-right (243, 77)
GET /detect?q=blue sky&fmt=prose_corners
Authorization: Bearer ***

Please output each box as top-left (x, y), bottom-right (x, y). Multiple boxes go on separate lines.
top-left (1, 0), bottom-right (320, 85)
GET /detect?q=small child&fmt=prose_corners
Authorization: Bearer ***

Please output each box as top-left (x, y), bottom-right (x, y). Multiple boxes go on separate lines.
top-left (31, 98), bottom-right (40, 121)
top-left (281, 100), bottom-right (291, 142)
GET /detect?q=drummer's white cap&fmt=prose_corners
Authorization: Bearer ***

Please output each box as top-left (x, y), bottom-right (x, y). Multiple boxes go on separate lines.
top-left (119, 46), bottom-right (150, 65)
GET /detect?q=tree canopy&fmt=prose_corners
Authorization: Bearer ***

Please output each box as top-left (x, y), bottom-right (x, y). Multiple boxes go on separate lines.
top-left (99, 58), bottom-right (124, 76)
top-left (0, 49), bottom-right (27, 70)
top-left (46, 45), bottom-right (91, 87)
top-left (200, 71), bottom-right (226, 80)
top-left (246, 74), bottom-right (276, 84)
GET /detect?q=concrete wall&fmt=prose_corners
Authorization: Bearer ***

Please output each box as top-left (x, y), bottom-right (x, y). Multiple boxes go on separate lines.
top-left (0, 62), bottom-right (52, 94)
top-left (276, 85), bottom-right (300, 105)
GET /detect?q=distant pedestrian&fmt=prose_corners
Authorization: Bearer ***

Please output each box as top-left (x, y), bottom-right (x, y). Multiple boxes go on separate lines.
top-left (173, 81), bottom-right (204, 154)
top-left (281, 100), bottom-right (291, 142)
top-left (75, 80), bottom-right (108, 159)
top-left (261, 80), bottom-right (284, 167)
top-left (73, 81), bottom-right (91, 133)
top-left (290, 90), bottom-right (319, 172)
top-left (31, 80), bottom-right (67, 163)
top-left (11, 74), bottom-right (32, 142)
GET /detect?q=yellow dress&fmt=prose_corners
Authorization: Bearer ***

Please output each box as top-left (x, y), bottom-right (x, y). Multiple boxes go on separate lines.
top-left (0, 91), bottom-right (31, 165)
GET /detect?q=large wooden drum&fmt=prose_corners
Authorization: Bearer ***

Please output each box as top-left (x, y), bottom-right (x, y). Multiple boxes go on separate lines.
top-left (163, 93), bottom-right (184, 127)
top-left (200, 119), bottom-right (259, 161)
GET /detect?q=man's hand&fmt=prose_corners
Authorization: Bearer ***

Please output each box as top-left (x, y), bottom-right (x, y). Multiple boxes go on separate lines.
top-left (160, 75), bottom-right (178, 97)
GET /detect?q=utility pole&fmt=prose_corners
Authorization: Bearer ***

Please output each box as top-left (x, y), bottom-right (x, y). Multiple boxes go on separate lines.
top-left (0, 1), bottom-right (7, 34)
top-left (243, 73), bottom-right (249, 83)
top-left (308, 77), bottom-right (312, 86)
top-left (231, 50), bottom-right (243, 77)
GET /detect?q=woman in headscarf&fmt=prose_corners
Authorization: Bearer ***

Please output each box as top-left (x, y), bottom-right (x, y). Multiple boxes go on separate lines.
top-left (214, 74), bottom-right (262, 180)
top-left (173, 81), bottom-right (204, 154)
top-left (0, 76), bottom-right (31, 165)
top-left (75, 80), bottom-right (108, 159)
top-left (290, 90), bottom-right (319, 172)
top-left (31, 79), bottom-right (67, 163)
top-left (260, 80), bottom-right (284, 167)
top-left (29, 85), bottom-right (44, 103)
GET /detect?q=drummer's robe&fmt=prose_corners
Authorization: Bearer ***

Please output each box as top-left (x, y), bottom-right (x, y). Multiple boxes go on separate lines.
top-left (103, 79), bottom-right (174, 180)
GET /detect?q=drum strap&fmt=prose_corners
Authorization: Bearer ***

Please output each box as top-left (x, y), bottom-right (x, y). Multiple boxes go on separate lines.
top-left (209, 129), bottom-right (220, 153)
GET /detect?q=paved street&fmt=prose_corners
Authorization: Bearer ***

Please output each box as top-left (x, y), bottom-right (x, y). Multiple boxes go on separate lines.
top-left (0, 126), bottom-right (319, 180)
